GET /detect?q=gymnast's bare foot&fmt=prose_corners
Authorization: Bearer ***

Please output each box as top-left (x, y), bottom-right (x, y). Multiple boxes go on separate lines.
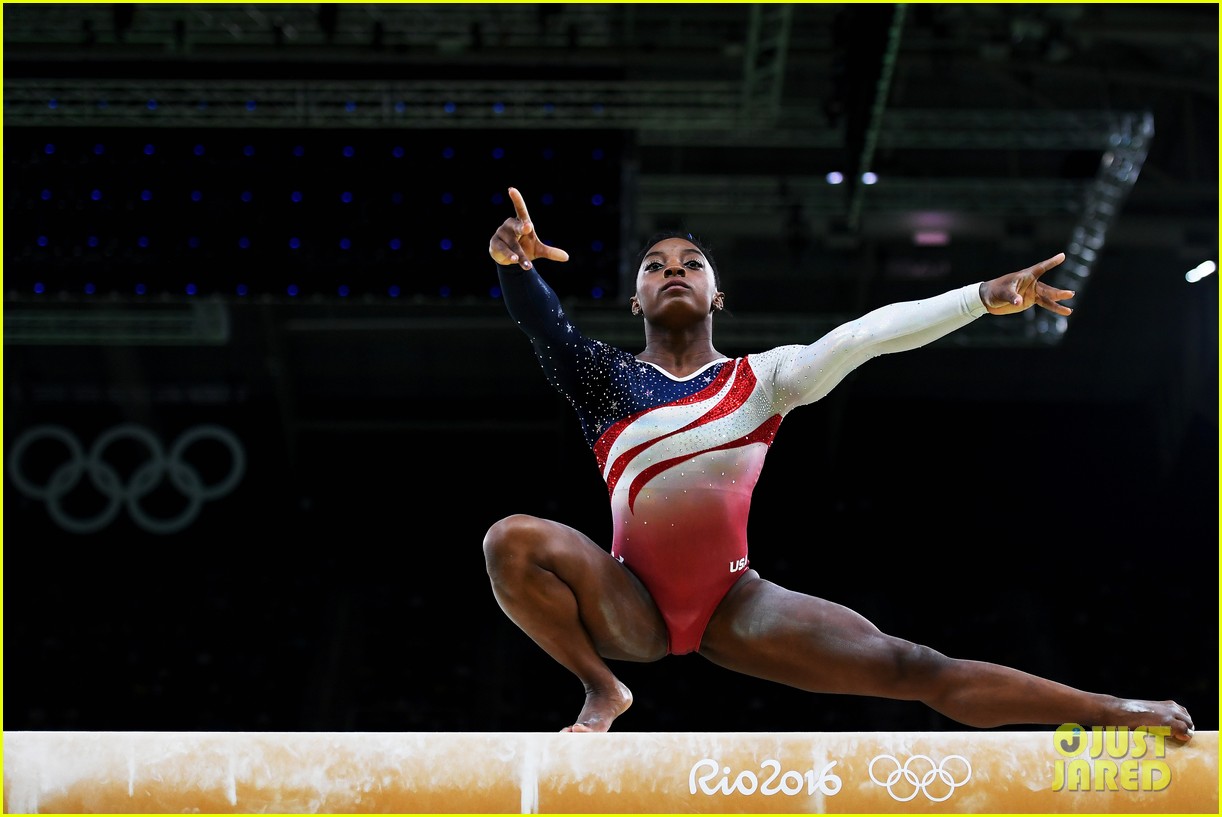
top-left (1106, 698), bottom-right (1195, 742)
top-left (562, 680), bottom-right (633, 733)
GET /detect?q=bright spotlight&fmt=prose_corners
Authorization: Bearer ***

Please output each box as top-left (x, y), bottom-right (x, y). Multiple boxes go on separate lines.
top-left (1185, 260), bottom-right (1216, 283)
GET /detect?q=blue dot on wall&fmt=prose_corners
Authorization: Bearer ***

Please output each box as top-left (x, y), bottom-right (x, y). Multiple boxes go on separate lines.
top-left (338, 285), bottom-right (350, 297)
top-left (444, 102), bottom-right (456, 114)
top-left (91, 189), bottom-right (102, 201)
top-left (239, 237), bottom-right (251, 249)
top-left (287, 285), bottom-right (299, 297)
top-left (40, 189), bottom-right (52, 200)
top-left (48, 99), bottom-right (59, 109)
top-left (33, 282), bottom-right (45, 294)
top-left (489, 285), bottom-right (502, 299)
top-left (441, 192), bottom-right (454, 204)
top-left (137, 236), bottom-right (149, 248)
top-left (236, 284), bottom-right (249, 297)
top-left (194, 144), bottom-right (205, 156)
top-left (442, 147), bottom-right (455, 159)
top-left (591, 286), bottom-right (605, 299)
top-left (389, 238), bottom-right (402, 250)
top-left (144, 144), bottom-right (155, 155)
top-left (390, 192), bottom-right (404, 204)
top-left (345, 101), bottom-right (356, 112)
top-left (394, 101), bottom-right (406, 113)
top-left (392, 146), bottom-right (405, 158)
top-left (591, 194), bottom-right (604, 206)
top-left (342, 146), bottom-right (355, 157)
top-left (592, 148), bottom-right (604, 160)
top-left (146, 99), bottom-right (158, 110)
top-left (490, 192), bottom-right (503, 205)
top-left (388, 285), bottom-right (401, 298)
top-left (188, 236), bottom-right (200, 248)
top-left (186, 283), bottom-right (197, 295)
top-left (542, 148), bottom-right (554, 160)
top-left (492, 147), bottom-right (505, 159)
top-left (492, 102), bottom-right (505, 114)
top-left (141, 190), bottom-right (153, 201)
top-left (592, 240), bottom-right (604, 252)
top-left (243, 145), bottom-right (255, 157)
top-left (541, 193), bottom-right (554, 205)
top-left (440, 286), bottom-right (452, 298)
top-left (240, 191), bottom-right (253, 203)
top-left (341, 191), bottom-right (353, 203)
top-left (44, 143), bottom-right (55, 155)
top-left (135, 283), bottom-right (147, 295)
top-left (93, 144), bottom-right (105, 155)
top-left (246, 100), bottom-right (257, 111)
top-left (339, 238), bottom-right (351, 250)
top-left (291, 191), bottom-right (303, 203)
top-left (36, 236), bottom-right (48, 247)
top-left (84, 283), bottom-right (96, 295)
top-left (289, 237), bottom-right (301, 249)
top-left (87, 236), bottom-right (99, 248)
top-left (293, 145), bottom-right (305, 157)
top-left (440, 238), bottom-right (453, 250)
top-left (191, 190), bottom-right (202, 202)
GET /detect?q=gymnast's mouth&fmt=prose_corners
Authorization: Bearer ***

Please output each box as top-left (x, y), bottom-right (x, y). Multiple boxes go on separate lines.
top-left (661, 281), bottom-right (690, 291)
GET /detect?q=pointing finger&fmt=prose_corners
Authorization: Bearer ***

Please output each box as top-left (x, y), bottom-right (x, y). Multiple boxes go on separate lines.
top-left (1031, 252), bottom-right (1067, 280)
top-left (508, 187), bottom-right (533, 235)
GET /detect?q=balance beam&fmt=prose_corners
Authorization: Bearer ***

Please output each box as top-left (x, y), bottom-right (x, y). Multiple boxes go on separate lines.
top-left (3, 730), bottom-right (1217, 813)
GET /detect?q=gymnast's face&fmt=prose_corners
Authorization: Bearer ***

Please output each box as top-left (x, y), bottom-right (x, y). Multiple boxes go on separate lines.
top-left (632, 238), bottom-right (724, 323)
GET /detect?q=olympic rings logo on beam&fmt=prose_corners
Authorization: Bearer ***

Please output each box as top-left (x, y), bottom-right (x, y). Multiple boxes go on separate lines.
top-left (868, 754), bottom-right (972, 802)
top-left (8, 423), bottom-right (246, 535)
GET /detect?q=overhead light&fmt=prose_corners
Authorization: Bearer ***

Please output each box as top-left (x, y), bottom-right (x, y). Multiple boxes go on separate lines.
top-left (913, 230), bottom-right (949, 246)
top-left (1185, 260), bottom-right (1216, 283)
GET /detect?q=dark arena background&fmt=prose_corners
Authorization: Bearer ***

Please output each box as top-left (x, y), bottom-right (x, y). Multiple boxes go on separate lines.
top-left (4, 3), bottom-right (1217, 740)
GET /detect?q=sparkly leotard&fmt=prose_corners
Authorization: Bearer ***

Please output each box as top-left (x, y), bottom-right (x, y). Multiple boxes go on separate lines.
top-left (499, 264), bottom-right (987, 654)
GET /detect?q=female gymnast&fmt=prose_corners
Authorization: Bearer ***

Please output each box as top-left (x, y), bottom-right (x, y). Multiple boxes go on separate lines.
top-left (483, 186), bottom-right (1195, 741)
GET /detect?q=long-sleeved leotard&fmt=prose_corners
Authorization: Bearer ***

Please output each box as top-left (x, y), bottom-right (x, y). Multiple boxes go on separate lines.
top-left (498, 264), bottom-right (988, 654)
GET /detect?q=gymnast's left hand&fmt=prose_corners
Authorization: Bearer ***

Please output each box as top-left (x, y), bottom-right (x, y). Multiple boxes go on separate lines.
top-left (980, 252), bottom-right (1075, 316)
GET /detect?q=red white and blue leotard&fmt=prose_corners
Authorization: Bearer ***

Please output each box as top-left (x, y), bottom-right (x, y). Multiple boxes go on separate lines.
top-left (499, 264), bottom-right (987, 654)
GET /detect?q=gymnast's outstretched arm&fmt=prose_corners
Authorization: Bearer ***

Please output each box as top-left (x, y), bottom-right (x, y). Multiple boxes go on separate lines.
top-left (767, 253), bottom-right (1073, 412)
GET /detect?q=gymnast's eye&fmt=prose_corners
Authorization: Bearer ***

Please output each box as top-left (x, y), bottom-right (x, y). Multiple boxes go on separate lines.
top-left (643, 261), bottom-right (663, 271)
top-left (685, 259), bottom-right (704, 269)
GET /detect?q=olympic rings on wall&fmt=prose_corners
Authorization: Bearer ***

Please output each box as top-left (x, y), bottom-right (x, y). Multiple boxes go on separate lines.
top-left (8, 423), bottom-right (246, 535)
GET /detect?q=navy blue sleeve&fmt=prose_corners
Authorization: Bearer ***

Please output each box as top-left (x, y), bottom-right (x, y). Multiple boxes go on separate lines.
top-left (497, 263), bottom-right (574, 346)
top-left (497, 263), bottom-right (598, 400)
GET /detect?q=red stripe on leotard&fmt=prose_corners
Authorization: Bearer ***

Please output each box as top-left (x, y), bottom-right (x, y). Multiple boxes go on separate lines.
top-left (592, 361), bottom-right (734, 473)
top-left (604, 360), bottom-right (756, 501)
top-left (626, 413), bottom-right (782, 514)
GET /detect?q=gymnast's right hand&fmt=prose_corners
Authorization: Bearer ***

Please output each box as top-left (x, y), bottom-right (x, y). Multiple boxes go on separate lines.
top-left (489, 186), bottom-right (570, 270)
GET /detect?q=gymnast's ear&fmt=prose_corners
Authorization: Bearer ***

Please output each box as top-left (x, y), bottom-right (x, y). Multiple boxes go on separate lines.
top-left (631, 296), bottom-right (642, 316)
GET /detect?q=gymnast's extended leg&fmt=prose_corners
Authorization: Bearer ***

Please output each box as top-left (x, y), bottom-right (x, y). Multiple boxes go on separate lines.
top-left (697, 571), bottom-right (1195, 740)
